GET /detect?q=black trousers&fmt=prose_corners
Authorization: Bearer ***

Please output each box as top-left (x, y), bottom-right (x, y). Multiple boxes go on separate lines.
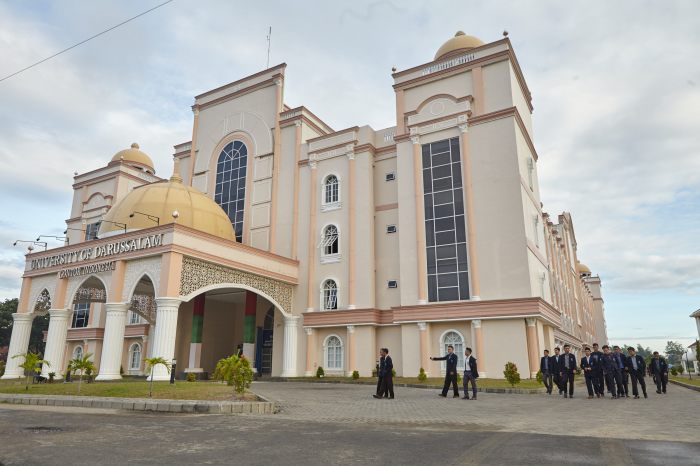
top-left (584, 372), bottom-right (596, 396)
top-left (542, 371), bottom-right (553, 393)
top-left (604, 371), bottom-right (617, 396)
top-left (376, 376), bottom-right (383, 395)
top-left (615, 370), bottom-right (627, 396)
top-left (562, 371), bottom-right (575, 396)
top-left (593, 371), bottom-right (605, 395)
top-left (654, 373), bottom-right (668, 393)
top-left (380, 375), bottom-right (394, 398)
top-left (442, 372), bottom-right (459, 396)
top-left (463, 371), bottom-right (477, 398)
top-left (553, 372), bottom-right (564, 393)
top-left (629, 371), bottom-right (647, 396)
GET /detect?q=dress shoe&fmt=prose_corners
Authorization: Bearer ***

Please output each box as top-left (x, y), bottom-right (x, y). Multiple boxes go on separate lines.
top-left (438, 393), bottom-right (447, 397)
top-left (634, 395), bottom-right (639, 399)
top-left (656, 390), bottom-right (661, 394)
top-left (462, 396), bottom-right (469, 400)
top-left (388, 396), bottom-right (394, 399)
top-left (453, 394), bottom-right (460, 398)
top-left (564, 393), bottom-right (568, 398)
top-left (644, 393), bottom-right (648, 398)
top-left (372, 394), bottom-right (381, 399)
top-left (472, 396), bottom-right (477, 400)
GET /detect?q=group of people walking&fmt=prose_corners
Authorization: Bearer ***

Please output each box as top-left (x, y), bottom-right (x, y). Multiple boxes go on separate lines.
top-left (540, 343), bottom-right (670, 399)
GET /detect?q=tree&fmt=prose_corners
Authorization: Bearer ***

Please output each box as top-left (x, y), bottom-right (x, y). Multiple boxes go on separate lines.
top-left (144, 357), bottom-right (171, 398)
top-left (12, 352), bottom-right (49, 391)
top-left (213, 355), bottom-right (253, 396)
top-left (69, 352), bottom-right (96, 394)
top-left (0, 298), bottom-right (50, 356)
top-left (635, 344), bottom-right (652, 360)
top-left (665, 341), bottom-right (685, 366)
top-left (503, 362), bottom-right (521, 388)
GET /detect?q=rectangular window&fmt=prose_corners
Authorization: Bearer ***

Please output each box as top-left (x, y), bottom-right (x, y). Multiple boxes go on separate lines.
top-left (422, 137), bottom-right (470, 302)
top-left (385, 172), bottom-right (396, 181)
top-left (84, 222), bottom-right (100, 241)
top-left (72, 302), bottom-right (90, 328)
top-left (386, 225), bottom-right (397, 234)
top-left (387, 280), bottom-right (398, 289)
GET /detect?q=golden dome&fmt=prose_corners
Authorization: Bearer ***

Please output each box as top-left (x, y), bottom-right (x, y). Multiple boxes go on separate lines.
top-left (576, 262), bottom-right (592, 274)
top-left (434, 31), bottom-right (485, 60)
top-left (99, 159), bottom-right (235, 241)
top-left (110, 143), bottom-right (155, 173)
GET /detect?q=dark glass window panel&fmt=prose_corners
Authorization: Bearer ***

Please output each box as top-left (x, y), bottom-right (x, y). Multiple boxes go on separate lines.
top-left (454, 190), bottom-right (464, 215)
top-left (216, 171), bottom-right (223, 184)
top-left (458, 272), bottom-right (470, 298)
top-left (428, 275), bottom-right (438, 302)
top-left (432, 164), bottom-right (452, 179)
top-left (427, 261), bottom-right (437, 275)
top-left (236, 211), bottom-right (244, 223)
top-left (423, 195), bottom-right (434, 220)
top-left (438, 287), bottom-right (459, 302)
top-left (432, 176), bottom-right (452, 192)
top-left (437, 259), bottom-right (458, 274)
top-left (452, 165), bottom-right (462, 187)
top-left (456, 243), bottom-right (469, 271)
top-left (426, 246), bottom-right (436, 266)
top-left (456, 215), bottom-right (467, 243)
top-left (425, 221), bottom-right (435, 247)
top-left (422, 146), bottom-right (431, 168)
top-left (432, 152), bottom-right (451, 167)
top-left (216, 141), bottom-right (248, 242)
top-left (438, 273), bottom-right (459, 288)
top-left (433, 190), bottom-right (453, 205)
top-left (434, 216), bottom-right (455, 232)
top-left (436, 244), bottom-right (456, 260)
top-left (450, 138), bottom-right (461, 161)
top-left (434, 203), bottom-right (454, 219)
top-left (423, 170), bottom-right (433, 193)
top-left (431, 139), bottom-right (449, 154)
top-left (436, 230), bottom-right (456, 245)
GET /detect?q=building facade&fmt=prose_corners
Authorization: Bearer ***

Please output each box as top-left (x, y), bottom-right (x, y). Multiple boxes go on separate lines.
top-left (3, 32), bottom-right (607, 381)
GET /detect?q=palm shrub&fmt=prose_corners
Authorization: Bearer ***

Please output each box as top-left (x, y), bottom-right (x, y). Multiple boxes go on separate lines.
top-left (316, 366), bottom-right (325, 378)
top-left (186, 372), bottom-right (197, 382)
top-left (48, 372), bottom-right (56, 384)
top-left (70, 352), bottom-right (96, 394)
top-left (536, 370), bottom-right (543, 384)
top-left (213, 355), bottom-right (253, 396)
top-left (12, 352), bottom-right (49, 391)
top-left (144, 357), bottom-right (171, 398)
top-left (418, 367), bottom-right (427, 382)
top-left (503, 362), bottom-right (521, 388)
top-left (351, 370), bottom-right (360, 380)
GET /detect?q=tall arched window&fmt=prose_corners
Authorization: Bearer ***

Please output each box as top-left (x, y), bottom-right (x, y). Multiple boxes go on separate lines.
top-left (128, 343), bottom-right (142, 370)
top-left (324, 175), bottom-right (339, 205)
top-left (321, 225), bottom-right (339, 256)
top-left (73, 345), bottom-right (83, 361)
top-left (441, 330), bottom-right (465, 371)
top-left (325, 335), bottom-right (343, 370)
top-left (322, 279), bottom-right (338, 310)
top-left (214, 140), bottom-right (248, 242)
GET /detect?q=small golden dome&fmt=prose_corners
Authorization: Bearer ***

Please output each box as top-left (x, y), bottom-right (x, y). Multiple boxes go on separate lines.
top-left (576, 262), bottom-right (592, 274)
top-left (110, 143), bottom-right (155, 173)
top-left (99, 158), bottom-right (235, 241)
top-left (434, 31), bottom-right (485, 60)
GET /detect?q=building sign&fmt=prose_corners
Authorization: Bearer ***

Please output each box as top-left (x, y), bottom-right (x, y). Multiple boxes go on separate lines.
top-left (30, 234), bottom-right (164, 271)
top-left (59, 261), bottom-right (117, 279)
top-left (421, 53), bottom-right (476, 76)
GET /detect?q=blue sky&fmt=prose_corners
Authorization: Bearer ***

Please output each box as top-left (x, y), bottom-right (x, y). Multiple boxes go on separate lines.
top-left (0, 0), bottom-right (698, 353)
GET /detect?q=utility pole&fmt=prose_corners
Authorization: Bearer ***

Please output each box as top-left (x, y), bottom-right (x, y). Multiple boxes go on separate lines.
top-left (266, 27), bottom-right (272, 69)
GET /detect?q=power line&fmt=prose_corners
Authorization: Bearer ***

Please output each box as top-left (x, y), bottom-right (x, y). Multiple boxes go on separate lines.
top-left (0, 0), bottom-right (175, 83)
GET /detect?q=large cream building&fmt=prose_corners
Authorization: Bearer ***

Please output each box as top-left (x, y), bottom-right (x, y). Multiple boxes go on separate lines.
top-left (3, 32), bottom-right (607, 382)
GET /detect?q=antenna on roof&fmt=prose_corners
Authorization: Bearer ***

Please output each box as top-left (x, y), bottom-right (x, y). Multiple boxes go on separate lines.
top-left (266, 26), bottom-right (272, 69)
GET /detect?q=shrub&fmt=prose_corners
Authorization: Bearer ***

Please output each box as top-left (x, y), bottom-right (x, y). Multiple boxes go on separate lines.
top-left (186, 372), bottom-right (197, 382)
top-left (536, 370), bottom-right (543, 384)
top-left (316, 366), bottom-right (325, 378)
top-left (371, 368), bottom-right (378, 377)
top-left (0, 360), bottom-right (5, 378)
top-left (676, 364), bottom-right (684, 375)
top-left (352, 370), bottom-right (360, 380)
top-left (120, 365), bottom-right (124, 376)
top-left (213, 355), bottom-right (254, 395)
top-left (418, 367), bottom-right (427, 382)
top-left (503, 362), bottom-right (521, 388)
top-left (48, 372), bottom-right (56, 384)
top-left (391, 369), bottom-right (396, 377)
top-left (670, 367), bottom-right (678, 376)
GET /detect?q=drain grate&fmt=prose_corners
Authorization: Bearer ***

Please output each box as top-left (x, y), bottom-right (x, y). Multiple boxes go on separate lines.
top-left (24, 426), bottom-right (63, 433)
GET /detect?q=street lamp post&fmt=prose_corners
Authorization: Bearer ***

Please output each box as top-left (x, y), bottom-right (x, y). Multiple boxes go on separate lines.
top-left (170, 359), bottom-right (177, 384)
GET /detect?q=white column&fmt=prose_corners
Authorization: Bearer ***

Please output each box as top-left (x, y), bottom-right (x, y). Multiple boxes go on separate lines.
top-left (148, 297), bottom-right (181, 381)
top-left (1, 313), bottom-right (35, 379)
top-left (281, 315), bottom-right (301, 377)
top-left (95, 303), bottom-right (129, 381)
top-left (695, 317), bottom-right (700, 340)
top-left (42, 309), bottom-right (72, 378)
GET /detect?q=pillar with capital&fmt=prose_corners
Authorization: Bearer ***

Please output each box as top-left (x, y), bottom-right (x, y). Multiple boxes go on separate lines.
top-left (186, 294), bottom-right (206, 373)
top-left (42, 309), bottom-right (72, 378)
top-left (96, 303), bottom-right (130, 381)
top-left (346, 325), bottom-right (356, 376)
top-left (459, 121), bottom-right (481, 300)
top-left (525, 318), bottom-right (539, 378)
top-left (304, 327), bottom-right (315, 376)
top-left (411, 133), bottom-right (429, 304)
top-left (418, 322), bottom-right (429, 376)
top-left (148, 297), bottom-right (181, 381)
top-left (472, 319), bottom-right (486, 377)
top-left (281, 315), bottom-right (301, 377)
top-left (1, 313), bottom-right (35, 379)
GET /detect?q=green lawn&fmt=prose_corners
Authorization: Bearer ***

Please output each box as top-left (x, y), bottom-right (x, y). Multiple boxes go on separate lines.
top-left (288, 376), bottom-right (544, 390)
top-left (0, 379), bottom-right (257, 401)
top-left (670, 375), bottom-right (700, 387)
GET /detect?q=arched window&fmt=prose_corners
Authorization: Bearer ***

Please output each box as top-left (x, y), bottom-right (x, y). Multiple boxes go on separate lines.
top-left (128, 343), bottom-right (142, 371)
top-left (323, 175), bottom-right (339, 205)
top-left (73, 345), bottom-right (83, 361)
top-left (214, 140), bottom-right (248, 242)
top-left (441, 330), bottom-right (465, 371)
top-left (325, 335), bottom-right (343, 370)
top-left (321, 225), bottom-right (339, 256)
top-left (322, 279), bottom-right (338, 310)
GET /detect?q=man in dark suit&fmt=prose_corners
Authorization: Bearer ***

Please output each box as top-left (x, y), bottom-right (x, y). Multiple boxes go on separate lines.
top-left (601, 345), bottom-right (618, 398)
top-left (650, 351), bottom-right (669, 394)
top-left (373, 349), bottom-right (385, 399)
top-left (373, 348), bottom-right (394, 399)
top-left (625, 347), bottom-right (648, 398)
top-left (540, 349), bottom-right (554, 394)
top-left (551, 347), bottom-right (564, 395)
top-left (591, 343), bottom-right (605, 397)
top-left (612, 346), bottom-right (629, 398)
top-left (431, 345), bottom-right (460, 398)
top-left (580, 347), bottom-right (597, 399)
top-left (559, 344), bottom-right (577, 398)
top-left (462, 347), bottom-right (479, 400)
